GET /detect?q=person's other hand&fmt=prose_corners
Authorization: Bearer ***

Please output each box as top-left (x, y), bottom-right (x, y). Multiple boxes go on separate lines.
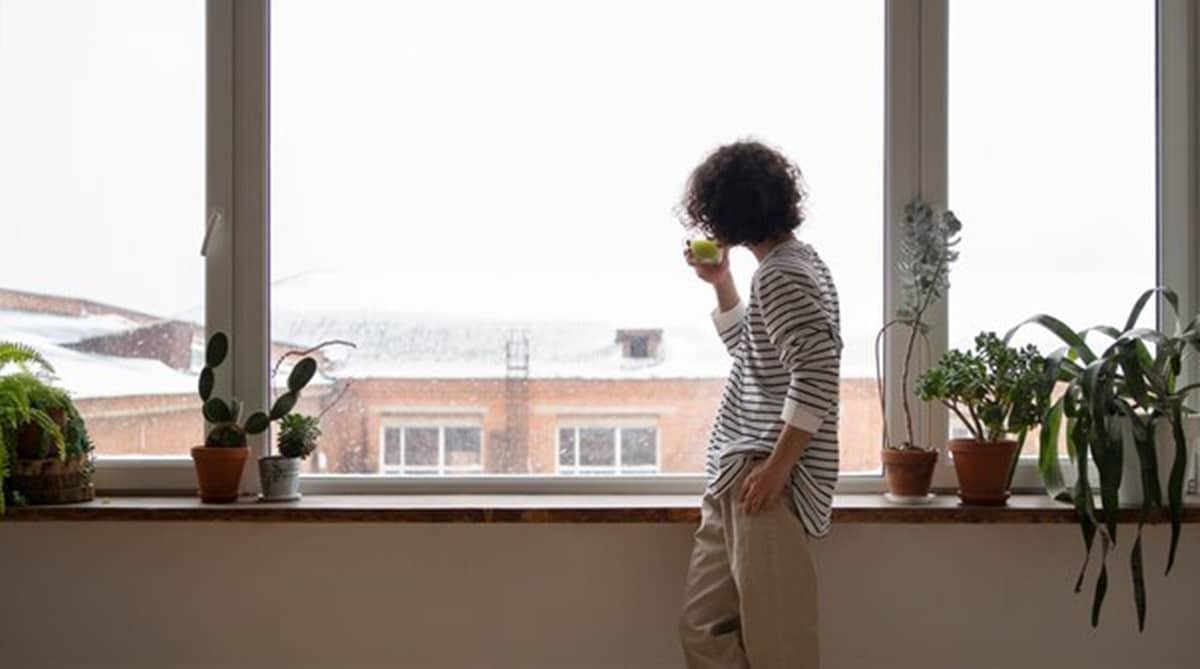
top-left (739, 457), bottom-right (791, 514)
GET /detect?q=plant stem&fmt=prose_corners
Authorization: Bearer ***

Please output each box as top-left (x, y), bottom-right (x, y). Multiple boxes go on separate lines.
top-left (271, 339), bottom-right (357, 385)
top-left (943, 401), bottom-right (980, 441)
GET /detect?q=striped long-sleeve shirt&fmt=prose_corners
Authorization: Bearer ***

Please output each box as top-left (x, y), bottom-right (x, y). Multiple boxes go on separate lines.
top-left (706, 238), bottom-right (842, 537)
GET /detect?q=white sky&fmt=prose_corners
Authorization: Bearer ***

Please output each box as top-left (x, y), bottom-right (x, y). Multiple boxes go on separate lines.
top-left (0, 0), bottom-right (1156, 378)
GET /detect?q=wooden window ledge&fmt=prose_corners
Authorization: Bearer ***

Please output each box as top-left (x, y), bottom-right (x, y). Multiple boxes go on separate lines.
top-left (4, 494), bottom-right (1200, 524)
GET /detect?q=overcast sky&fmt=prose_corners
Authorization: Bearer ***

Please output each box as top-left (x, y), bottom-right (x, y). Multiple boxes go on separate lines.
top-left (1, 0), bottom-right (1155, 378)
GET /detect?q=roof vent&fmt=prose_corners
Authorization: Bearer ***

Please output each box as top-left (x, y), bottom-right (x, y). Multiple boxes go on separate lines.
top-left (616, 329), bottom-right (663, 360)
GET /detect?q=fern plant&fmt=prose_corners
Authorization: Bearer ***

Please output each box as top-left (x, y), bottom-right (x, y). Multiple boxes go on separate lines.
top-left (874, 198), bottom-right (962, 450)
top-left (1, 343), bottom-right (68, 513)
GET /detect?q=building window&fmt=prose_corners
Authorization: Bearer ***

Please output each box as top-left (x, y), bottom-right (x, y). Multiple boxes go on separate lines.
top-left (381, 424), bottom-right (484, 475)
top-left (558, 425), bottom-right (659, 475)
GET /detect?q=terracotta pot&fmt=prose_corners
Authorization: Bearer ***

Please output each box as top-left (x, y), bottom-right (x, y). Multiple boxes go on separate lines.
top-left (949, 438), bottom-right (1020, 506)
top-left (882, 448), bottom-right (938, 498)
top-left (190, 446), bottom-right (248, 503)
top-left (16, 408), bottom-right (67, 459)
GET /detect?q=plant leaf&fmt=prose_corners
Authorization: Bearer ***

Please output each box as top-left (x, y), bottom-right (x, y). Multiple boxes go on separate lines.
top-left (1039, 399), bottom-right (1067, 499)
top-left (1166, 405), bottom-right (1188, 574)
top-left (1131, 534), bottom-right (1147, 632)
top-left (1091, 563), bottom-right (1108, 628)
top-left (198, 367), bottom-right (214, 401)
top-left (206, 332), bottom-right (229, 368)
top-left (203, 398), bottom-right (232, 423)
top-left (270, 391), bottom-right (298, 420)
top-left (1006, 314), bottom-right (1096, 364)
top-left (244, 411), bottom-right (270, 435)
top-left (287, 358), bottom-right (317, 393)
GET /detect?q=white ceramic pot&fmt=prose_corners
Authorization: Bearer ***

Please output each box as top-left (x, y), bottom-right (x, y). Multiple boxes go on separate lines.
top-left (258, 455), bottom-right (302, 502)
top-left (1117, 415), bottom-right (1199, 506)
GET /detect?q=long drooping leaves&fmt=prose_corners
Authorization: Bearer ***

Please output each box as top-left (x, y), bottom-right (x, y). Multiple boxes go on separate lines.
top-left (1008, 287), bottom-right (1200, 630)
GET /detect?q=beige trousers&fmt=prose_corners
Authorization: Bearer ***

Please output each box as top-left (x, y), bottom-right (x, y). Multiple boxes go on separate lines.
top-left (679, 471), bottom-right (819, 668)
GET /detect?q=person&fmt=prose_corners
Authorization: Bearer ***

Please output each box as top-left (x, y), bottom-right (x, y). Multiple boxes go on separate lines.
top-left (677, 140), bottom-right (842, 668)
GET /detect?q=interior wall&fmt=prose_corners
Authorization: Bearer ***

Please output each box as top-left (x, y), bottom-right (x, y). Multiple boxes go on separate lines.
top-left (2, 521), bottom-right (1197, 668)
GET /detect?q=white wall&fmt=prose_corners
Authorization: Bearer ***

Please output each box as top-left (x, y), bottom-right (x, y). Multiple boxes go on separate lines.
top-left (2, 522), bottom-right (1197, 668)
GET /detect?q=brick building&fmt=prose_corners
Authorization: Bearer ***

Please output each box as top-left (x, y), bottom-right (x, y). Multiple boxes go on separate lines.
top-left (1, 287), bottom-right (882, 476)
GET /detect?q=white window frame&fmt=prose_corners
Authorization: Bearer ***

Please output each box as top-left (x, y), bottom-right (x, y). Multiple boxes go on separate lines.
top-left (91, 0), bottom-right (1200, 498)
top-left (556, 418), bottom-right (661, 476)
top-left (380, 418), bottom-right (485, 476)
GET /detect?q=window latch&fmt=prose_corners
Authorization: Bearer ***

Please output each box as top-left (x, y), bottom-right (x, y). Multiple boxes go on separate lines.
top-left (201, 207), bottom-right (225, 257)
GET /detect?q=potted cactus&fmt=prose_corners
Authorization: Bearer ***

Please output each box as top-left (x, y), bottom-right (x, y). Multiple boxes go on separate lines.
top-left (916, 332), bottom-right (1048, 506)
top-left (259, 413), bottom-right (321, 501)
top-left (257, 339), bottom-right (354, 501)
top-left (192, 333), bottom-right (317, 503)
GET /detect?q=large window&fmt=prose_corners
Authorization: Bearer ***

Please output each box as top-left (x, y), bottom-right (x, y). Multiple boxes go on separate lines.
top-left (5, 2), bottom-right (1195, 495)
top-left (270, 0), bottom-right (885, 478)
top-left (0, 0), bottom-right (205, 457)
top-left (947, 1), bottom-right (1156, 453)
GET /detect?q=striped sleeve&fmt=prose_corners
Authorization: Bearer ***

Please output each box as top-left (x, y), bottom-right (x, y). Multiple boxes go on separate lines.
top-left (757, 269), bottom-right (841, 433)
top-left (710, 301), bottom-right (746, 356)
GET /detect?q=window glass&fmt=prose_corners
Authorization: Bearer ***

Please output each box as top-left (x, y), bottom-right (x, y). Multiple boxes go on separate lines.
top-left (404, 427), bottom-right (440, 468)
top-left (445, 427), bottom-right (482, 469)
top-left (948, 0), bottom-right (1155, 454)
top-left (622, 428), bottom-right (657, 468)
top-left (271, 0), bottom-right (884, 476)
top-left (0, 0), bottom-right (205, 458)
top-left (383, 427), bottom-right (402, 466)
top-left (579, 428), bottom-right (616, 468)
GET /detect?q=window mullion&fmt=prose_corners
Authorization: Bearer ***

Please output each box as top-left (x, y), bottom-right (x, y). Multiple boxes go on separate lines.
top-left (229, 0), bottom-right (270, 494)
top-left (884, 0), bottom-right (951, 487)
top-left (1157, 0), bottom-right (1200, 495)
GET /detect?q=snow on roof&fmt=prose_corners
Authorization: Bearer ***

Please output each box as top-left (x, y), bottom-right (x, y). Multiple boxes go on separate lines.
top-left (0, 309), bottom-right (197, 399)
top-left (273, 270), bottom-right (877, 380)
top-left (1, 268), bottom-right (876, 397)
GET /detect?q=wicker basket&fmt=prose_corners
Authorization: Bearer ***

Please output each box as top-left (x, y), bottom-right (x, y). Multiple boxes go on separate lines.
top-left (9, 456), bottom-right (95, 505)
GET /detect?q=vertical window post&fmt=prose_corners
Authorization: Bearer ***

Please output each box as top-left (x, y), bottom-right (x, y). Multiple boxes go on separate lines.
top-left (207, 0), bottom-right (270, 495)
top-left (884, 0), bottom-right (951, 486)
top-left (1157, 0), bottom-right (1200, 495)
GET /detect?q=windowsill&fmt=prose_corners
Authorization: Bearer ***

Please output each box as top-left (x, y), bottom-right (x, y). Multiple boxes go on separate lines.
top-left (5, 493), bottom-right (1200, 524)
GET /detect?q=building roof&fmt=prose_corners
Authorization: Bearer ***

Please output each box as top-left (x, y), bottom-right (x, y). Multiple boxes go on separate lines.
top-left (2, 270), bottom-right (876, 399)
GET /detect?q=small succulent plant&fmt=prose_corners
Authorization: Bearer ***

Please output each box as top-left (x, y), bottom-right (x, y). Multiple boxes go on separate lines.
top-left (277, 413), bottom-right (321, 459)
top-left (198, 333), bottom-right (316, 447)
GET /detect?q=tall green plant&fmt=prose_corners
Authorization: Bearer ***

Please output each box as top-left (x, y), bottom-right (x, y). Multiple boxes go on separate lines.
top-left (1006, 287), bottom-right (1200, 631)
top-left (875, 199), bottom-right (962, 449)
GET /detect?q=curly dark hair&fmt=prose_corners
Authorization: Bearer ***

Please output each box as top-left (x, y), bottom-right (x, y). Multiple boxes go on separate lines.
top-left (678, 140), bottom-right (808, 246)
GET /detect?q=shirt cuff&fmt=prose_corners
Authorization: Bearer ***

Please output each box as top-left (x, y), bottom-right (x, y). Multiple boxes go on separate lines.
top-left (711, 302), bottom-right (746, 334)
top-left (781, 398), bottom-right (823, 433)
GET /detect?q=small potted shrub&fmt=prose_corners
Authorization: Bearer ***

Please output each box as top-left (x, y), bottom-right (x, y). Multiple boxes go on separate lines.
top-left (875, 199), bottom-right (962, 501)
top-left (256, 340), bottom-right (353, 501)
top-left (916, 332), bottom-right (1047, 506)
top-left (1007, 287), bottom-right (1200, 630)
top-left (259, 413), bottom-right (321, 501)
top-left (192, 333), bottom-right (317, 503)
